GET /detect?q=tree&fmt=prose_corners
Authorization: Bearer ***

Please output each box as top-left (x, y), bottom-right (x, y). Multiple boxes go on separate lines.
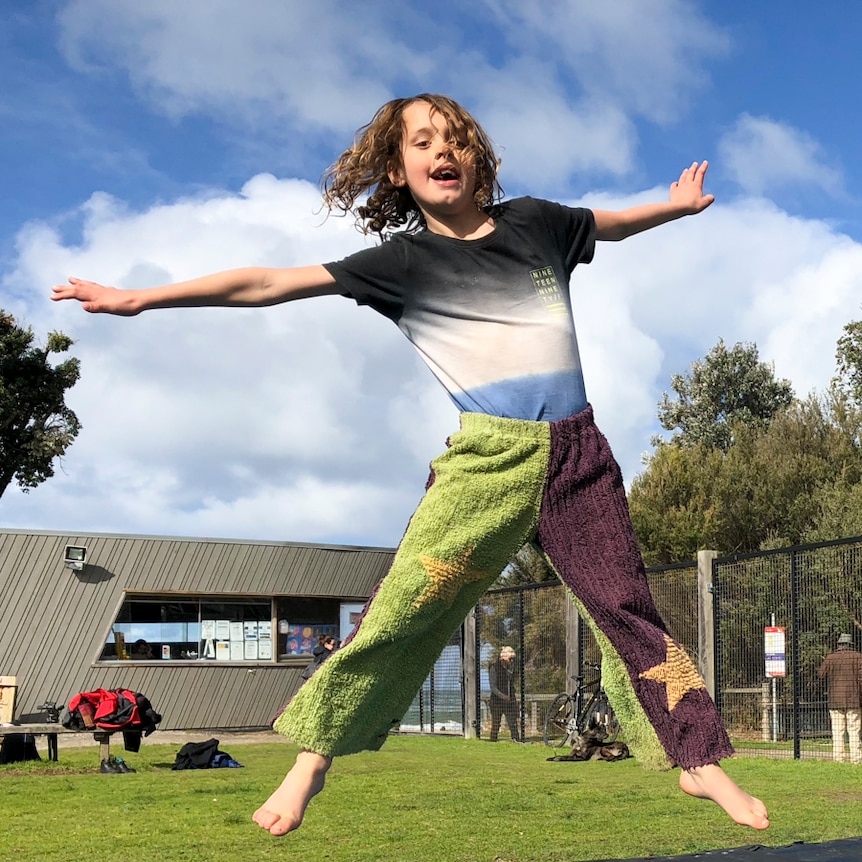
top-left (657, 339), bottom-right (794, 451)
top-left (630, 395), bottom-right (862, 563)
top-left (834, 314), bottom-right (862, 406)
top-left (493, 541), bottom-right (558, 587)
top-left (0, 311), bottom-right (81, 499)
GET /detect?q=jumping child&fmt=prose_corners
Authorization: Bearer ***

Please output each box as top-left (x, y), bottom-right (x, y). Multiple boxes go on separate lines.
top-left (52, 93), bottom-right (770, 836)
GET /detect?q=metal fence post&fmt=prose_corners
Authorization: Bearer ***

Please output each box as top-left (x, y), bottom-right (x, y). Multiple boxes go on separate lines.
top-left (697, 550), bottom-right (717, 699)
top-left (463, 611), bottom-right (478, 739)
top-left (790, 548), bottom-right (801, 759)
top-left (518, 589), bottom-right (526, 742)
top-left (565, 592), bottom-right (580, 689)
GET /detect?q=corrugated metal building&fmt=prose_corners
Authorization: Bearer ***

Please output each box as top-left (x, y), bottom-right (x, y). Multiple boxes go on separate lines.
top-left (0, 528), bottom-right (394, 729)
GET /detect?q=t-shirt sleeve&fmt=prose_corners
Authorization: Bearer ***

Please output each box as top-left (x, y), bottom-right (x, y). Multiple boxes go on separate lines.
top-left (528, 197), bottom-right (596, 273)
top-left (322, 239), bottom-right (408, 322)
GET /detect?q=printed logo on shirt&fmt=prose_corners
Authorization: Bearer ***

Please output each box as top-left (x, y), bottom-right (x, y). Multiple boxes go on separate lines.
top-left (530, 266), bottom-right (567, 316)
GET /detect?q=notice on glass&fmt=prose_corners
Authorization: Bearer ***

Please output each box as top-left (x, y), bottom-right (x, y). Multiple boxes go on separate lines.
top-left (258, 621), bottom-right (273, 659)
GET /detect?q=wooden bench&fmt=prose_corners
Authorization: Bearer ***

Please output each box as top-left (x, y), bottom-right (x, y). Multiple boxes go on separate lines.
top-left (0, 722), bottom-right (116, 763)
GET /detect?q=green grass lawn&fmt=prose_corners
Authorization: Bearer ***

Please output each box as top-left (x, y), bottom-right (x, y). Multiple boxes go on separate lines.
top-left (2, 735), bottom-right (861, 862)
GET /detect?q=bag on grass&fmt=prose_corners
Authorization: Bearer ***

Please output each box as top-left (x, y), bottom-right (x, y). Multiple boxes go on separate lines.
top-left (0, 733), bottom-right (41, 763)
top-left (172, 737), bottom-right (242, 770)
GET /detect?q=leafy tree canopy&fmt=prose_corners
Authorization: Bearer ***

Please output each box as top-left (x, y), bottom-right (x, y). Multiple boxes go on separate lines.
top-left (657, 339), bottom-right (794, 451)
top-left (833, 314), bottom-right (862, 406)
top-left (0, 311), bottom-right (81, 499)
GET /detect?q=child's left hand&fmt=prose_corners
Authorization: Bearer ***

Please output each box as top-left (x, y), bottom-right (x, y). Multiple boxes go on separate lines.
top-left (670, 161), bottom-right (714, 214)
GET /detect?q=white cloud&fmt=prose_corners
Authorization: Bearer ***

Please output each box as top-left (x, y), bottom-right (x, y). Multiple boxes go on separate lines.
top-left (5, 2), bottom-right (860, 547)
top-left (718, 114), bottom-right (843, 197)
top-left (484, 0), bottom-right (729, 125)
top-left (2, 176), bottom-right (436, 544)
top-left (55, 0), bottom-right (726, 182)
top-left (57, 0), bottom-right (401, 135)
top-left (5, 175), bottom-right (862, 542)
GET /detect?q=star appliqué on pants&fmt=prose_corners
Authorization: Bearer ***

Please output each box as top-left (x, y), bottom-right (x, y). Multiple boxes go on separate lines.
top-left (639, 634), bottom-right (705, 711)
top-left (413, 548), bottom-right (488, 609)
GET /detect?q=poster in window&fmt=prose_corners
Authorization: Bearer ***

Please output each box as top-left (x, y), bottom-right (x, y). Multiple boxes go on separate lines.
top-left (258, 621), bottom-right (273, 660)
top-left (215, 620), bottom-right (231, 641)
top-left (216, 640), bottom-right (231, 661)
top-left (284, 623), bottom-right (338, 655)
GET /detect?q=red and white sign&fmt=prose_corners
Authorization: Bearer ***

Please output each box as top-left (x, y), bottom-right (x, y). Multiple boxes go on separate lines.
top-left (764, 626), bottom-right (786, 677)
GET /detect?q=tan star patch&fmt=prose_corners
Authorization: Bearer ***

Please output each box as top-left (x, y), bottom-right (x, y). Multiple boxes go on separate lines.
top-left (639, 634), bottom-right (705, 711)
top-left (413, 548), bottom-right (489, 610)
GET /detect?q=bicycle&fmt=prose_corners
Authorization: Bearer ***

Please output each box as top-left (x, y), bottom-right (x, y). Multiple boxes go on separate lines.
top-left (543, 663), bottom-right (621, 748)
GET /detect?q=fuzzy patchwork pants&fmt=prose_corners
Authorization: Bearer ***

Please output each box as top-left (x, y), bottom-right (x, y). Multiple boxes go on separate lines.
top-left (273, 407), bottom-right (733, 770)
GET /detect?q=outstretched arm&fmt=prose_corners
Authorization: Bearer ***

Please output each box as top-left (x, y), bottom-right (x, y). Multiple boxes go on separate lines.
top-left (593, 161), bottom-right (714, 241)
top-left (51, 265), bottom-right (339, 316)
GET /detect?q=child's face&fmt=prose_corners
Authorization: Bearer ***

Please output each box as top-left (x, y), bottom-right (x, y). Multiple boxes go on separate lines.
top-left (389, 100), bottom-right (478, 222)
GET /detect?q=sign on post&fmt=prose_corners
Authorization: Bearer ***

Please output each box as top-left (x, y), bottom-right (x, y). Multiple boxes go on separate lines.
top-left (764, 626), bottom-right (786, 677)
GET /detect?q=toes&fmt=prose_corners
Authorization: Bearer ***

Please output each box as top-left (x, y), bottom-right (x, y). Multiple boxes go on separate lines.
top-left (253, 806), bottom-right (300, 836)
top-left (252, 807), bottom-right (280, 830)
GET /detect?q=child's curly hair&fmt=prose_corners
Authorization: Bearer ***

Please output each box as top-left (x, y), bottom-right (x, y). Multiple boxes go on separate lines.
top-left (322, 94), bottom-right (502, 239)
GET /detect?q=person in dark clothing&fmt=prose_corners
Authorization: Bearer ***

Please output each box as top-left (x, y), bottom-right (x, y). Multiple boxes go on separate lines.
top-left (818, 633), bottom-right (862, 763)
top-left (488, 646), bottom-right (520, 742)
top-left (313, 636), bottom-right (338, 669)
top-left (302, 635), bottom-right (338, 681)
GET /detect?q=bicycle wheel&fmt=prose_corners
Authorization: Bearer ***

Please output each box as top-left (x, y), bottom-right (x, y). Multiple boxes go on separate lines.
top-left (543, 693), bottom-right (577, 748)
top-left (579, 694), bottom-right (620, 744)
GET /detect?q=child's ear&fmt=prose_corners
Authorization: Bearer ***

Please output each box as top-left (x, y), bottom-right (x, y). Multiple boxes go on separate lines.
top-left (388, 163), bottom-right (406, 187)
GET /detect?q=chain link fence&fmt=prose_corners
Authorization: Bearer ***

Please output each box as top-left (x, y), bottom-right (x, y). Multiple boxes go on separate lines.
top-left (714, 535), bottom-right (862, 760)
top-left (399, 536), bottom-right (862, 760)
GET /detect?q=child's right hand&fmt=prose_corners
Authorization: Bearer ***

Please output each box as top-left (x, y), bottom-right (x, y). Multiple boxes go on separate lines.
top-left (51, 277), bottom-right (140, 316)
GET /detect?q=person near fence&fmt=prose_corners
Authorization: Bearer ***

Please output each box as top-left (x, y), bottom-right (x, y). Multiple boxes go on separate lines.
top-left (817, 633), bottom-right (862, 764)
top-left (488, 646), bottom-right (520, 742)
top-left (301, 635), bottom-right (339, 681)
top-left (52, 93), bottom-right (769, 836)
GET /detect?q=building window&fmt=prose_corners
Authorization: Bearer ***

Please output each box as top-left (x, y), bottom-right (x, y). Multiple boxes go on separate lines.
top-left (277, 597), bottom-right (342, 657)
top-left (104, 597), bottom-right (272, 662)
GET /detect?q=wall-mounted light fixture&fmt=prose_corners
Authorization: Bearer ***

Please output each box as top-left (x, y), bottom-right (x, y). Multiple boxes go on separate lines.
top-left (64, 545), bottom-right (87, 572)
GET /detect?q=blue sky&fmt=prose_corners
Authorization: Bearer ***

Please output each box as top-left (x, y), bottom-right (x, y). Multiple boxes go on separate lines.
top-left (2, 1), bottom-right (862, 546)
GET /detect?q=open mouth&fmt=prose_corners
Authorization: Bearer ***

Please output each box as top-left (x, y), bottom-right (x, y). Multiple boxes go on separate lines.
top-left (431, 165), bottom-right (461, 181)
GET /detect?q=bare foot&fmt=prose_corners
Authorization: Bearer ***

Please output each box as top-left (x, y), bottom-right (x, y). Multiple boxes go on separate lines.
top-left (252, 750), bottom-right (332, 836)
top-left (680, 763), bottom-right (769, 830)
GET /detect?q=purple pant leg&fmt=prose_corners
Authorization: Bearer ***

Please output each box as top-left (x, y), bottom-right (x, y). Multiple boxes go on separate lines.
top-left (536, 407), bottom-right (733, 769)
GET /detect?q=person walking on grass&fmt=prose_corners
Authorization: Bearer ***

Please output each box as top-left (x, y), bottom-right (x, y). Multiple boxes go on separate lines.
top-left (818, 633), bottom-right (862, 764)
top-left (488, 646), bottom-right (520, 743)
top-left (53, 93), bottom-right (769, 837)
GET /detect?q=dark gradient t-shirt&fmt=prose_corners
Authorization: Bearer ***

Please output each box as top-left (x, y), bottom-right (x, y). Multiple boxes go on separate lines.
top-left (324, 196), bottom-right (596, 421)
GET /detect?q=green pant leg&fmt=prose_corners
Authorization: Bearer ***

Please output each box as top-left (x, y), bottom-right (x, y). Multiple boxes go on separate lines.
top-left (274, 414), bottom-right (550, 756)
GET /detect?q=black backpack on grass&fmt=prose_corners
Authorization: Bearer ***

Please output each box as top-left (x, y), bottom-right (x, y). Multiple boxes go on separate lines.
top-left (0, 733), bottom-right (40, 763)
